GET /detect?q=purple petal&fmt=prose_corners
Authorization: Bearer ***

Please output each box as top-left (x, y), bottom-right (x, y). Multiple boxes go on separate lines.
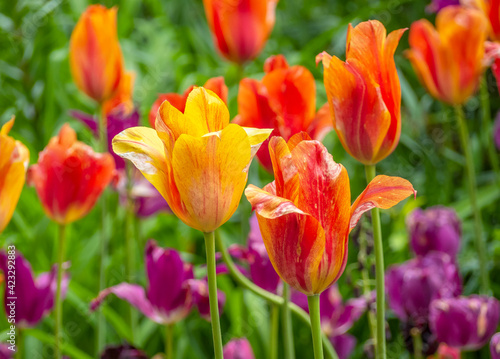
top-left (491, 333), bottom-right (500, 359)
top-left (189, 279), bottom-right (226, 321)
top-left (69, 110), bottom-right (98, 135)
top-left (333, 297), bottom-right (367, 335)
top-left (106, 108), bottom-right (140, 170)
top-left (426, 0), bottom-right (459, 13)
top-left (320, 285), bottom-right (343, 323)
top-left (223, 338), bottom-right (255, 359)
top-left (0, 343), bottom-right (13, 359)
top-left (290, 289), bottom-right (309, 313)
top-left (90, 283), bottom-right (157, 322)
top-left (495, 113), bottom-right (500, 151)
top-left (330, 334), bottom-right (356, 359)
top-left (100, 343), bottom-right (148, 359)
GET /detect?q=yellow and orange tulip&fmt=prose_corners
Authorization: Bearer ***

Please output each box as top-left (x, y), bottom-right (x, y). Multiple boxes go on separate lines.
top-left (70, 5), bottom-right (124, 103)
top-left (234, 54), bottom-right (332, 172)
top-left (0, 117), bottom-right (29, 233)
top-left (113, 87), bottom-right (272, 233)
top-left (462, 0), bottom-right (500, 41)
top-left (406, 6), bottom-right (488, 105)
top-left (245, 133), bottom-right (416, 295)
top-left (202, 0), bottom-right (279, 64)
top-left (28, 124), bottom-right (115, 225)
top-left (148, 77), bottom-right (228, 128)
top-left (317, 21), bottom-right (406, 165)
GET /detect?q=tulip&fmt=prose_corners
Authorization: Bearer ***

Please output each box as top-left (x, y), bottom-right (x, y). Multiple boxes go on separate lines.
top-left (0, 117), bottom-right (29, 234)
top-left (430, 295), bottom-right (500, 351)
top-left (234, 54), bottom-right (333, 171)
top-left (491, 332), bottom-right (500, 359)
top-left (189, 279), bottom-right (226, 321)
top-left (223, 338), bottom-right (256, 359)
top-left (462, 0), bottom-right (500, 41)
top-left (28, 124), bottom-right (115, 225)
top-left (432, 344), bottom-right (461, 359)
top-left (406, 6), bottom-right (488, 105)
top-left (102, 71), bottom-right (135, 117)
top-left (202, 0), bottom-right (279, 64)
top-left (291, 285), bottom-right (367, 359)
top-left (100, 344), bottom-right (148, 359)
top-left (0, 344), bottom-right (12, 359)
top-left (0, 251), bottom-right (69, 327)
top-left (406, 206), bottom-right (461, 258)
top-left (317, 21), bottom-right (406, 165)
top-left (427, 0), bottom-right (460, 12)
top-left (69, 5), bottom-right (124, 103)
top-left (148, 77), bottom-right (228, 128)
top-left (246, 133), bottom-right (415, 295)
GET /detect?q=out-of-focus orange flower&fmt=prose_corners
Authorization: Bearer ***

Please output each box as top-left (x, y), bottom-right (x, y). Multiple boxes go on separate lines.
top-left (406, 6), bottom-right (488, 105)
top-left (148, 77), bottom-right (228, 128)
top-left (234, 55), bottom-right (332, 171)
top-left (317, 21), bottom-right (406, 166)
top-left (70, 5), bottom-right (124, 103)
top-left (202, 0), bottom-right (279, 64)
top-left (28, 124), bottom-right (115, 225)
top-left (462, 0), bottom-right (500, 41)
top-left (102, 71), bottom-right (135, 116)
top-left (245, 133), bottom-right (415, 295)
top-left (0, 117), bottom-right (29, 233)
top-left (113, 87), bottom-right (272, 233)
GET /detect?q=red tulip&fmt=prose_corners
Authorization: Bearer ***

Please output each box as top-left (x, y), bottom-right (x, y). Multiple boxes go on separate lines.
top-left (234, 54), bottom-right (332, 171)
top-left (28, 124), bottom-right (115, 225)
top-left (245, 133), bottom-right (415, 295)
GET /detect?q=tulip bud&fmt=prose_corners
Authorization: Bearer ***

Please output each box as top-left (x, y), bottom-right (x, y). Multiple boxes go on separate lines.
top-left (223, 338), bottom-right (255, 359)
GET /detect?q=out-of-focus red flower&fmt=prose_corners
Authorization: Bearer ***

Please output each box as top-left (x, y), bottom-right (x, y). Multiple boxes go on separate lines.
top-left (202, 0), bottom-right (279, 64)
top-left (0, 117), bottom-right (29, 233)
top-left (245, 133), bottom-right (416, 295)
top-left (317, 21), bottom-right (406, 165)
top-left (28, 124), bottom-right (115, 225)
top-left (406, 6), bottom-right (488, 105)
top-left (148, 77), bottom-right (228, 128)
top-left (234, 54), bottom-right (333, 171)
top-left (69, 5), bottom-right (124, 104)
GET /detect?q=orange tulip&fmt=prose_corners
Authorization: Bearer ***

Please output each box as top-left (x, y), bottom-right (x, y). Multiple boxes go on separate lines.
top-left (245, 133), bottom-right (415, 295)
top-left (406, 6), bottom-right (488, 105)
top-left (234, 54), bottom-right (332, 171)
top-left (148, 77), bottom-right (228, 128)
top-left (317, 21), bottom-right (406, 165)
top-left (102, 71), bottom-right (135, 116)
top-left (113, 87), bottom-right (272, 232)
top-left (202, 0), bottom-right (279, 63)
top-left (70, 5), bottom-right (124, 103)
top-left (462, 0), bottom-right (500, 41)
top-left (28, 124), bottom-right (115, 225)
top-left (0, 117), bottom-right (29, 233)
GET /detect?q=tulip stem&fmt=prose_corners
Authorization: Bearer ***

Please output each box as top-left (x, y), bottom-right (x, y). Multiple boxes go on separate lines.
top-left (125, 163), bottom-right (136, 341)
top-left (359, 230), bottom-right (377, 343)
top-left (454, 105), bottom-right (489, 294)
top-left (54, 223), bottom-right (66, 359)
top-left (480, 76), bottom-right (500, 181)
top-left (16, 328), bottom-right (23, 359)
top-left (282, 283), bottom-right (295, 359)
top-left (307, 295), bottom-right (324, 359)
top-left (410, 328), bottom-right (423, 359)
top-left (365, 164), bottom-right (386, 359)
top-left (203, 231), bottom-right (224, 359)
top-left (165, 324), bottom-right (174, 359)
top-left (214, 231), bottom-right (339, 359)
top-left (270, 304), bottom-right (279, 359)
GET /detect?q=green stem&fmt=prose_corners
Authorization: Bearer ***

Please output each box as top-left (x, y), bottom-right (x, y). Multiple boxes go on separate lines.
top-left (125, 163), bottom-right (136, 341)
top-left (97, 107), bottom-right (108, 355)
top-left (359, 231), bottom-right (377, 342)
top-left (411, 328), bottom-right (423, 359)
top-left (365, 164), bottom-right (386, 359)
top-left (54, 224), bottom-right (66, 359)
top-left (480, 76), bottom-right (500, 180)
top-left (16, 328), bottom-right (23, 359)
top-left (270, 304), bottom-right (279, 359)
top-left (282, 283), bottom-right (295, 359)
top-left (308, 295), bottom-right (324, 359)
top-left (165, 324), bottom-right (174, 359)
top-left (214, 231), bottom-right (339, 359)
top-left (454, 105), bottom-right (489, 293)
top-left (203, 231), bottom-right (223, 359)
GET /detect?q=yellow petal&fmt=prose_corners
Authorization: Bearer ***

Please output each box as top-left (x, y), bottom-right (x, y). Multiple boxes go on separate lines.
top-left (172, 123), bottom-right (250, 232)
top-left (183, 87), bottom-right (230, 134)
top-left (156, 97), bottom-right (205, 140)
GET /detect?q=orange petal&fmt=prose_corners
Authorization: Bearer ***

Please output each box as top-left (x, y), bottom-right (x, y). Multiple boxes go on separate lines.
top-left (350, 175), bottom-right (416, 230)
top-left (264, 54), bottom-right (289, 72)
top-left (307, 103), bottom-right (333, 141)
top-left (204, 76), bottom-right (228, 104)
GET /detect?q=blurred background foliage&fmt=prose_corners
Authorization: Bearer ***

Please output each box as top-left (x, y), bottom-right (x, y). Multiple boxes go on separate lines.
top-left (0, 0), bottom-right (499, 358)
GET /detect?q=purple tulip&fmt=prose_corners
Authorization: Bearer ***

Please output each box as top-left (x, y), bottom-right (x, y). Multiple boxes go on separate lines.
top-left (426, 0), bottom-right (460, 12)
top-left (386, 252), bottom-right (461, 325)
top-left (228, 214), bottom-right (281, 293)
top-left (91, 240), bottom-right (194, 324)
top-left (0, 344), bottom-right (12, 359)
top-left (189, 279), bottom-right (226, 321)
top-left (291, 285), bottom-right (366, 359)
top-left (491, 333), bottom-right (500, 359)
top-left (0, 251), bottom-right (69, 328)
top-left (494, 113), bottom-right (500, 151)
top-left (406, 206), bottom-right (461, 258)
top-left (70, 107), bottom-right (140, 170)
top-left (430, 295), bottom-right (500, 351)
top-left (100, 344), bottom-right (148, 359)
top-left (223, 338), bottom-right (255, 359)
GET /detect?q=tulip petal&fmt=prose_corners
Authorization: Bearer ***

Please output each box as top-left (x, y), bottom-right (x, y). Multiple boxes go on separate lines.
top-left (307, 103), bottom-right (333, 141)
top-left (157, 97), bottom-right (204, 140)
top-left (183, 87), bottom-right (229, 134)
top-left (172, 124), bottom-right (250, 232)
top-left (350, 175), bottom-right (416, 230)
